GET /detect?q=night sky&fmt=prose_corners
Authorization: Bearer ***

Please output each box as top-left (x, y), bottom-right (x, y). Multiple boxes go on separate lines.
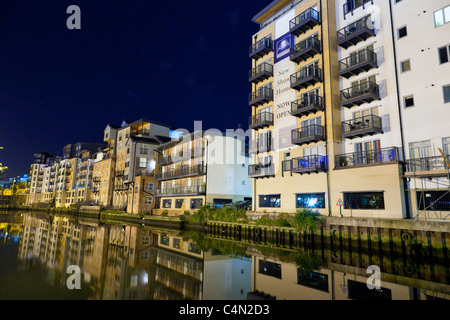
top-left (0, 0), bottom-right (269, 178)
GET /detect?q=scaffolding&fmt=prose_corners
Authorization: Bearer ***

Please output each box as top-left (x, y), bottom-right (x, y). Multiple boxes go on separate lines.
top-left (407, 148), bottom-right (450, 220)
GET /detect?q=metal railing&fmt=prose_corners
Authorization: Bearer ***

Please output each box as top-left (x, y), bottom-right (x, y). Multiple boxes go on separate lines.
top-left (339, 48), bottom-right (377, 72)
top-left (249, 138), bottom-right (273, 153)
top-left (249, 112), bottom-right (274, 127)
top-left (343, 0), bottom-right (373, 18)
top-left (337, 15), bottom-right (374, 42)
top-left (249, 37), bottom-right (273, 56)
top-left (292, 124), bottom-right (325, 141)
top-left (289, 7), bottom-right (320, 30)
top-left (291, 36), bottom-right (321, 56)
top-left (291, 65), bottom-right (322, 84)
top-left (335, 147), bottom-right (400, 168)
top-left (155, 165), bottom-right (207, 181)
top-left (292, 155), bottom-right (327, 172)
top-left (342, 114), bottom-right (382, 134)
top-left (406, 156), bottom-right (450, 172)
top-left (340, 81), bottom-right (379, 102)
top-left (249, 63), bottom-right (273, 80)
top-left (248, 164), bottom-right (275, 177)
top-left (249, 87), bottom-right (273, 103)
top-left (156, 185), bottom-right (206, 196)
top-left (291, 94), bottom-right (323, 113)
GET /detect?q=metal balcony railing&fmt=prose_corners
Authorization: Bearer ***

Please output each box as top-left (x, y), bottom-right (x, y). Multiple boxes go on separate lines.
top-left (335, 147), bottom-right (400, 169)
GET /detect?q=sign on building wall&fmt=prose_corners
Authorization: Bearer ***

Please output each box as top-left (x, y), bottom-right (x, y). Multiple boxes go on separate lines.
top-left (273, 11), bottom-right (298, 151)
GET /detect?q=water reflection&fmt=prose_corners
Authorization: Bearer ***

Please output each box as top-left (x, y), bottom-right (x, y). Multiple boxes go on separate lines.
top-left (0, 212), bottom-right (449, 300)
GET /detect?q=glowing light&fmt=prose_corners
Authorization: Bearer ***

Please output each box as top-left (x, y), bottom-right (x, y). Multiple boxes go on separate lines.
top-left (307, 198), bottom-right (318, 208)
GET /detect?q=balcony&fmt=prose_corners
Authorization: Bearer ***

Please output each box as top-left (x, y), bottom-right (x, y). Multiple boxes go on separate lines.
top-left (249, 138), bottom-right (273, 154)
top-left (115, 170), bottom-right (124, 177)
top-left (337, 16), bottom-right (376, 49)
top-left (342, 115), bottom-right (383, 139)
top-left (405, 156), bottom-right (450, 177)
top-left (335, 147), bottom-right (400, 169)
top-left (290, 65), bottom-right (322, 90)
top-left (291, 124), bottom-right (325, 146)
top-left (249, 87), bottom-right (274, 106)
top-left (289, 8), bottom-right (320, 36)
top-left (248, 164), bottom-right (275, 179)
top-left (155, 165), bottom-right (207, 181)
top-left (249, 63), bottom-right (273, 84)
top-left (249, 112), bottom-right (274, 130)
top-left (249, 37), bottom-right (273, 60)
top-left (340, 82), bottom-right (380, 108)
top-left (290, 36), bottom-right (321, 63)
top-left (291, 155), bottom-right (327, 174)
top-left (114, 185), bottom-right (128, 192)
top-left (156, 185), bottom-right (206, 197)
top-left (339, 49), bottom-right (377, 79)
top-left (291, 94), bottom-right (324, 118)
top-left (343, 0), bottom-right (373, 19)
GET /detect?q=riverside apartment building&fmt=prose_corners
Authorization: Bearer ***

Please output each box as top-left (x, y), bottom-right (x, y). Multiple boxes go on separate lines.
top-left (247, 0), bottom-right (448, 219)
top-left (153, 130), bottom-right (252, 216)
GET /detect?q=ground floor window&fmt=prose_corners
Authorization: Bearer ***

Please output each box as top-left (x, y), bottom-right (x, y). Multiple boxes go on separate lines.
top-left (258, 260), bottom-right (281, 279)
top-left (417, 190), bottom-right (450, 211)
top-left (144, 196), bottom-right (153, 205)
top-left (190, 198), bottom-right (203, 209)
top-left (213, 198), bottom-right (232, 209)
top-left (162, 199), bottom-right (172, 208)
top-left (259, 194), bottom-right (281, 208)
top-left (175, 199), bottom-right (185, 209)
top-left (296, 193), bottom-right (325, 209)
top-left (297, 271), bottom-right (329, 292)
top-left (344, 192), bottom-right (385, 210)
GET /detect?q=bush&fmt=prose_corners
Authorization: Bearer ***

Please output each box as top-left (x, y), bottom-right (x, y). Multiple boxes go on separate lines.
top-left (161, 210), bottom-right (169, 217)
top-left (293, 209), bottom-right (320, 231)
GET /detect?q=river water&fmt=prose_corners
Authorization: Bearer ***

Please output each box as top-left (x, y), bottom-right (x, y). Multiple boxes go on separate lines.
top-left (0, 212), bottom-right (448, 300)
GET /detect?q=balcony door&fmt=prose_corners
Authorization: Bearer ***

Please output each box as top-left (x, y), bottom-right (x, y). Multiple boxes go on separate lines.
top-left (258, 130), bottom-right (272, 152)
top-left (301, 116), bottom-right (321, 138)
top-left (355, 140), bottom-right (380, 165)
top-left (409, 140), bottom-right (431, 160)
top-left (302, 88), bottom-right (320, 106)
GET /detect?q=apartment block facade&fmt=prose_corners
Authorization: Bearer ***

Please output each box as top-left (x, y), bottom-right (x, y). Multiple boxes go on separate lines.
top-left (248, 0), bottom-right (450, 219)
top-left (154, 131), bottom-right (252, 216)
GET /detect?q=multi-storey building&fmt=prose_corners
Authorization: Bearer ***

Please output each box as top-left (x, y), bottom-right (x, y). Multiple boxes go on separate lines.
top-left (391, 0), bottom-right (450, 219)
top-left (27, 152), bottom-right (55, 205)
top-left (154, 130), bottom-right (252, 215)
top-left (111, 119), bottom-right (172, 210)
top-left (248, 0), bottom-right (408, 218)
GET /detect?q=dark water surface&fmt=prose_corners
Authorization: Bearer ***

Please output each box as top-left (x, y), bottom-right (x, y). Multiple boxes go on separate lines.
top-left (0, 212), bottom-right (449, 300)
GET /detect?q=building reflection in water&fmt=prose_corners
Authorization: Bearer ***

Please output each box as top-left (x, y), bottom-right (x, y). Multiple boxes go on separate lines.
top-left (12, 213), bottom-right (450, 300)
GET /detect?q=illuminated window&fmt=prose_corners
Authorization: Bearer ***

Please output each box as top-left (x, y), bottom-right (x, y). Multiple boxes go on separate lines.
top-left (296, 193), bottom-right (325, 209)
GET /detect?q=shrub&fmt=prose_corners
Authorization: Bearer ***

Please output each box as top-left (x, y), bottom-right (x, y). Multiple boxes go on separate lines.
top-left (293, 209), bottom-right (320, 231)
top-left (161, 210), bottom-right (169, 217)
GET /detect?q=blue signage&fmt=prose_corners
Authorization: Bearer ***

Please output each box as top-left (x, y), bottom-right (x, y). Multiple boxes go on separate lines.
top-left (274, 32), bottom-right (295, 64)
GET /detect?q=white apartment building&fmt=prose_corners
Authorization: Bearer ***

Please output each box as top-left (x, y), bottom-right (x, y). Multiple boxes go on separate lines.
top-left (391, 0), bottom-right (450, 219)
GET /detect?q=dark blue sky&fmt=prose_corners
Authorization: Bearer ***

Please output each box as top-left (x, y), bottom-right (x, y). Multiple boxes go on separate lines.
top-left (0, 0), bottom-right (269, 177)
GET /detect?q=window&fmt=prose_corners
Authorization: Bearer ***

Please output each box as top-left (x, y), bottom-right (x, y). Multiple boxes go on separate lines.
top-left (434, 6), bottom-right (450, 28)
top-left (348, 280), bottom-right (392, 300)
top-left (400, 59), bottom-right (411, 72)
top-left (344, 192), bottom-right (385, 210)
top-left (160, 235), bottom-right (170, 246)
top-left (162, 199), bottom-right (172, 208)
top-left (398, 26), bottom-right (407, 39)
top-left (139, 158), bottom-right (147, 168)
top-left (297, 271), bottom-right (329, 292)
top-left (140, 146), bottom-right (148, 154)
top-left (438, 45), bottom-right (450, 64)
top-left (404, 95), bottom-right (415, 108)
top-left (258, 260), bottom-right (281, 279)
top-left (175, 199), bottom-right (185, 208)
top-left (259, 194), bottom-right (281, 208)
top-left (190, 198), bottom-right (203, 209)
top-left (144, 196), bottom-right (152, 205)
top-left (443, 85), bottom-right (450, 103)
top-left (443, 138), bottom-right (450, 156)
top-left (173, 238), bottom-right (181, 249)
top-left (145, 183), bottom-right (154, 191)
top-left (296, 193), bottom-right (325, 209)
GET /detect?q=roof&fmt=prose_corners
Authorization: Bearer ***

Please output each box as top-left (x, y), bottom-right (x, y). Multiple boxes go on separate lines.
top-left (252, 0), bottom-right (293, 25)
